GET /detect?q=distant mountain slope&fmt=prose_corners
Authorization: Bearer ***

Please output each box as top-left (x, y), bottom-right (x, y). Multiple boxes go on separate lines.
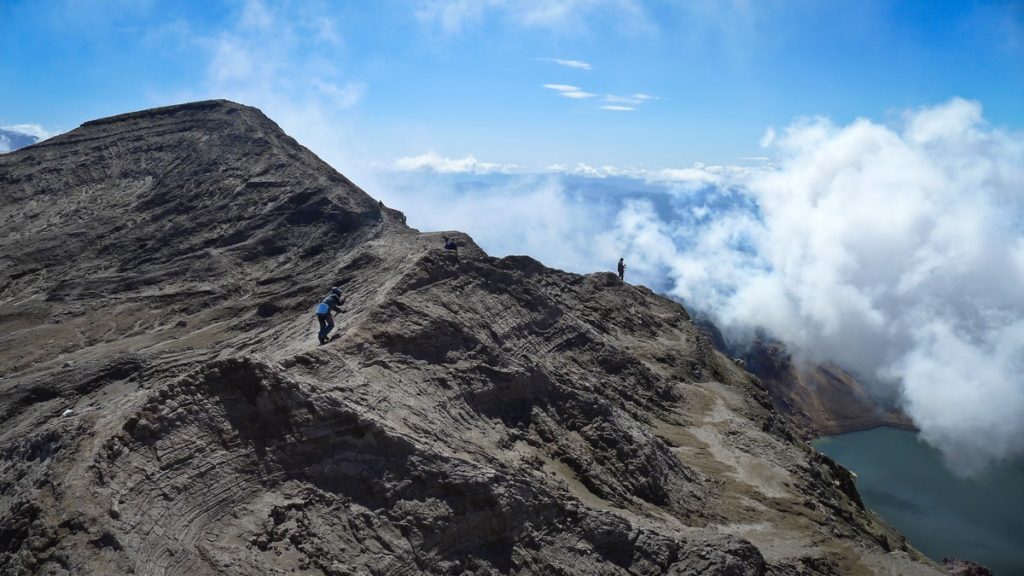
top-left (0, 128), bottom-right (41, 153)
top-left (743, 337), bottom-right (914, 436)
top-left (695, 319), bottom-right (913, 437)
top-left (0, 101), bottom-right (944, 575)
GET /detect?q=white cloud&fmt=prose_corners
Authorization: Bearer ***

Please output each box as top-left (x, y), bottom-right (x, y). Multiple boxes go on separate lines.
top-left (414, 0), bottom-right (486, 34)
top-left (603, 93), bottom-right (659, 110)
top-left (240, 0), bottom-right (273, 30)
top-left (393, 151), bottom-right (517, 174)
top-left (369, 173), bottom-right (619, 273)
top-left (649, 166), bottom-right (720, 185)
top-left (1, 124), bottom-right (52, 140)
top-left (415, 0), bottom-right (649, 34)
top-left (542, 162), bottom-right (741, 182)
top-left (539, 57), bottom-right (592, 70)
top-left (543, 83), bottom-right (595, 99)
top-left (312, 16), bottom-right (343, 45)
top-left (313, 79), bottom-right (367, 110)
top-left (208, 37), bottom-right (258, 85)
top-left (890, 318), bottom-right (1024, 475)
top-left (606, 98), bottom-right (1024, 476)
top-left (548, 88), bottom-right (658, 109)
top-left (547, 162), bottom-right (646, 178)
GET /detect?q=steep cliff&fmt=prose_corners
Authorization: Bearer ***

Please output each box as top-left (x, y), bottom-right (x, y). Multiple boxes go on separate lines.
top-left (0, 101), bottom-right (943, 575)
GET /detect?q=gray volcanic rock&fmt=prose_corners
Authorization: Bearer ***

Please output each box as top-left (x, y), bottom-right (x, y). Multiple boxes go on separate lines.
top-left (944, 558), bottom-right (992, 576)
top-left (0, 101), bottom-right (945, 575)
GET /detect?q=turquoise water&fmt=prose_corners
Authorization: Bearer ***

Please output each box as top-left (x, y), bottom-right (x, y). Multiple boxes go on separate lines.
top-left (814, 427), bottom-right (1024, 575)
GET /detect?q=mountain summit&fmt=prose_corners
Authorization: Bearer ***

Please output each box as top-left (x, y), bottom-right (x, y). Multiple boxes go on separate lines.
top-left (0, 101), bottom-right (943, 575)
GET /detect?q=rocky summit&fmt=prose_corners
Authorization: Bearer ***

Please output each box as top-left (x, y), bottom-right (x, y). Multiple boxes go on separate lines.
top-left (0, 101), bottom-right (944, 575)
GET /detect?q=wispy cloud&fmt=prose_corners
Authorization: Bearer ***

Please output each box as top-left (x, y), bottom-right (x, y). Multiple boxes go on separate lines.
top-left (1, 123), bottom-right (52, 140)
top-left (601, 105), bottom-right (634, 111)
top-left (240, 0), bottom-right (273, 30)
top-left (393, 151), bottom-right (518, 174)
top-left (605, 93), bottom-right (660, 105)
top-left (414, 0), bottom-right (486, 34)
top-left (415, 0), bottom-right (649, 34)
top-left (313, 79), bottom-right (368, 110)
top-left (543, 83), bottom-right (595, 99)
top-left (538, 57), bottom-right (592, 70)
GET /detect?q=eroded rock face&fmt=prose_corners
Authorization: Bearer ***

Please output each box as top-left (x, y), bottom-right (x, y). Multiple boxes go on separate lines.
top-left (0, 101), bottom-right (945, 575)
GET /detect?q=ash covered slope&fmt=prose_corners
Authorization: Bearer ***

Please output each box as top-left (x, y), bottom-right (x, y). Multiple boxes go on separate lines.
top-left (0, 101), bottom-right (941, 575)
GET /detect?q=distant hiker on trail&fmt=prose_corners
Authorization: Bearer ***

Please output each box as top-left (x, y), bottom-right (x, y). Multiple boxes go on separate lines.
top-left (315, 287), bottom-right (343, 344)
top-left (617, 258), bottom-right (626, 282)
top-left (444, 236), bottom-right (458, 252)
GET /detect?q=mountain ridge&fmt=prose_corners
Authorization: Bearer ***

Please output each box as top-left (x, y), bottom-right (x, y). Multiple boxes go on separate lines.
top-left (0, 101), bottom-right (946, 575)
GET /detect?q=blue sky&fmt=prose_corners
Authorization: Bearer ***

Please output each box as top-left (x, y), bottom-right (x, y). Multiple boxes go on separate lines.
top-left (2, 0), bottom-right (1021, 173)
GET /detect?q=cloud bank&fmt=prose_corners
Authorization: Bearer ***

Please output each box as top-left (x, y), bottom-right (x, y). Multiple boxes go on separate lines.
top-left (617, 98), bottom-right (1024, 475)
top-left (393, 151), bottom-right (518, 174)
top-left (374, 98), bottom-right (1024, 476)
top-left (0, 124), bottom-right (51, 153)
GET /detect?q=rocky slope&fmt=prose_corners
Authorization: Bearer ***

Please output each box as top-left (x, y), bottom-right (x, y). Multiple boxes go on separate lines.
top-left (0, 101), bottom-right (945, 575)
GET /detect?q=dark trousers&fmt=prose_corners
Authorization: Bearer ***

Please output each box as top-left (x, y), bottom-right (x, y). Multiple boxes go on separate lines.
top-left (317, 313), bottom-right (334, 342)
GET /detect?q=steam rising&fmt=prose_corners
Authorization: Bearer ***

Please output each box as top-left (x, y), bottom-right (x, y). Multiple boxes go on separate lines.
top-left (375, 99), bottom-right (1024, 475)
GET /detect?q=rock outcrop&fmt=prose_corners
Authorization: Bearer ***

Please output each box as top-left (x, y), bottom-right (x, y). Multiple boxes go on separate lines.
top-left (0, 101), bottom-right (945, 575)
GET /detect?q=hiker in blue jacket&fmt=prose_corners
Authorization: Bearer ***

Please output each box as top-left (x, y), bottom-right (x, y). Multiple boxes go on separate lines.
top-left (316, 287), bottom-right (343, 344)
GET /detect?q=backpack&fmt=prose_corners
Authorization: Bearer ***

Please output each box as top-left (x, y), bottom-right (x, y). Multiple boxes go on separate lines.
top-left (316, 302), bottom-right (330, 315)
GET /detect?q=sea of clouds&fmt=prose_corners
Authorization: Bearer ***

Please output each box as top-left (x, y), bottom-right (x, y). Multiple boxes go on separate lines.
top-left (371, 99), bottom-right (1023, 476)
